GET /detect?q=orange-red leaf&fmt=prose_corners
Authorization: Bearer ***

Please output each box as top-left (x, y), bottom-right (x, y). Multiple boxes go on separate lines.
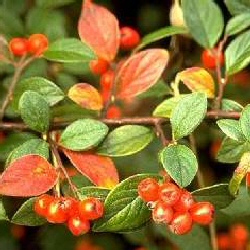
top-left (63, 149), bottom-right (119, 189)
top-left (78, 1), bottom-right (120, 62)
top-left (115, 49), bottom-right (169, 99)
top-left (68, 83), bottom-right (103, 110)
top-left (176, 67), bottom-right (215, 98)
top-left (0, 155), bottom-right (58, 197)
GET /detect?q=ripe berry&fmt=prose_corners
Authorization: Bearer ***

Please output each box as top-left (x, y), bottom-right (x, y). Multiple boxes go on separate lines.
top-left (216, 233), bottom-right (231, 250)
top-left (90, 58), bottom-right (109, 75)
top-left (173, 189), bottom-right (194, 212)
top-left (190, 201), bottom-right (214, 225)
top-left (120, 26), bottom-right (140, 50)
top-left (106, 105), bottom-right (122, 119)
top-left (78, 197), bottom-right (104, 220)
top-left (34, 194), bottom-right (54, 217)
top-left (9, 38), bottom-right (28, 56)
top-left (68, 215), bottom-right (90, 236)
top-left (159, 183), bottom-right (181, 206)
top-left (100, 70), bottom-right (115, 103)
top-left (61, 197), bottom-right (78, 217)
top-left (229, 223), bottom-right (249, 244)
top-left (46, 197), bottom-right (69, 223)
top-left (152, 200), bottom-right (173, 224)
top-left (169, 212), bottom-right (193, 235)
top-left (27, 33), bottom-right (49, 56)
top-left (201, 48), bottom-right (224, 69)
top-left (138, 178), bottom-right (160, 202)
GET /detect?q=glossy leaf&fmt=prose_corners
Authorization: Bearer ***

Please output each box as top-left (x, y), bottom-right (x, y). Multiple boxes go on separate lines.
top-left (60, 119), bottom-right (108, 151)
top-left (225, 30), bottom-right (250, 75)
top-left (44, 38), bottom-right (96, 63)
top-left (229, 152), bottom-right (250, 196)
top-left (12, 77), bottom-right (64, 111)
top-left (19, 91), bottom-right (50, 133)
top-left (239, 104), bottom-right (250, 141)
top-left (115, 49), bottom-right (169, 99)
top-left (170, 92), bottom-right (207, 140)
top-left (159, 144), bottom-right (198, 187)
top-left (226, 13), bottom-right (250, 36)
top-left (182, 0), bottom-right (224, 49)
top-left (12, 197), bottom-right (46, 226)
top-left (192, 184), bottom-right (234, 210)
top-left (63, 149), bottom-right (119, 189)
top-left (221, 99), bottom-right (243, 112)
top-left (97, 125), bottom-right (154, 157)
top-left (77, 186), bottom-right (110, 202)
top-left (6, 139), bottom-right (49, 165)
top-left (0, 155), bottom-right (58, 197)
top-left (93, 174), bottom-right (161, 232)
top-left (217, 119), bottom-right (245, 142)
top-left (78, 1), bottom-right (120, 62)
top-left (0, 199), bottom-right (8, 221)
top-left (68, 83), bottom-right (103, 110)
top-left (153, 95), bottom-right (184, 118)
top-left (176, 67), bottom-right (215, 98)
top-left (139, 26), bottom-right (188, 50)
top-left (217, 137), bottom-right (250, 163)
top-left (224, 0), bottom-right (250, 15)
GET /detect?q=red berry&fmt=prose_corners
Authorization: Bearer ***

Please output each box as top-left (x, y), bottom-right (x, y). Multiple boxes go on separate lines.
top-left (68, 215), bottom-right (90, 236)
top-left (90, 58), bottom-right (109, 75)
top-left (106, 105), bottom-right (122, 119)
top-left (9, 38), bottom-right (28, 56)
top-left (120, 26), bottom-right (140, 50)
top-left (173, 189), bottom-right (194, 212)
top-left (152, 200), bottom-right (174, 224)
top-left (100, 70), bottom-right (115, 103)
top-left (169, 212), bottom-right (193, 235)
top-left (78, 197), bottom-right (104, 221)
top-left (159, 183), bottom-right (181, 206)
top-left (216, 233), bottom-right (231, 250)
top-left (27, 34), bottom-right (49, 56)
top-left (229, 223), bottom-right (249, 243)
top-left (46, 197), bottom-right (69, 223)
top-left (34, 194), bottom-right (54, 217)
top-left (138, 178), bottom-right (160, 202)
top-left (190, 201), bottom-right (214, 225)
top-left (201, 48), bottom-right (224, 69)
top-left (61, 197), bottom-right (79, 217)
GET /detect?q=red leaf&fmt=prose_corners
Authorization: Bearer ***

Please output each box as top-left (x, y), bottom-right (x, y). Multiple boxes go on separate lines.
top-left (78, 1), bottom-right (120, 62)
top-left (0, 155), bottom-right (58, 197)
top-left (63, 149), bottom-right (119, 189)
top-left (115, 49), bottom-right (169, 99)
top-left (68, 83), bottom-right (103, 110)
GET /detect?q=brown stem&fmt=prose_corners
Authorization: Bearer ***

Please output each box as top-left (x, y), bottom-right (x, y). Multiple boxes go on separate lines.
top-left (154, 120), bottom-right (170, 146)
top-left (0, 56), bottom-right (35, 121)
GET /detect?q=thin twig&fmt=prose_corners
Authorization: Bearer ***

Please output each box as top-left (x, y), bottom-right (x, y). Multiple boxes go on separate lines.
top-left (154, 120), bottom-right (170, 146)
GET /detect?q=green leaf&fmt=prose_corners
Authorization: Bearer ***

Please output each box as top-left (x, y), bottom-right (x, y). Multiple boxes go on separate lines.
top-left (11, 197), bottom-right (46, 226)
top-left (170, 92), bottom-right (207, 140)
top-left (19, 91), bottom-right (50, 133)
top-left (138, 26), bottom-right (188, 50)
top-left (224, 0), bottom-right (250, 15)
top-left (60, 119), bottom-right (108, 151)
top-left (221, 98), bottom-right (243, 112)
top-left (78, 187), bottom-right (110, 202)
top-left (97, 125), bottom-right (154, 157)
top-left (217, 137), bottom-right (250, 163)
top-left (226, 13), bottom-right (250, 36)
top-left (240, 104), bottom-right (250, 141)
top-left (153, 95), bottom-right (184, 118)
top-left (12, 77), bottom-right (64, 111)
top-left (217, 119), bottom-right (245, 141)
top-left (0, 199), bottom-right (8, 221)
top-left (92, 174), bottom-right (161, 232)
top-left (6, 139), bottom-right (49, 165)
top-left (181, 0), bottom-right (224, 49)
top-left (225, 30), bottom-right (250, 75)
top-left (36, 0), bottom-right (75, 8)
top-left (192, 184), bottom-right (234, 210)
top-left (0, 132), bottom-right (37, 162)
top-left (44, 38), bottom-right (96, 63)
top-left (229, 152), bottom-right (250, 196)
top-left (159, 144), bottom-right (198, 187)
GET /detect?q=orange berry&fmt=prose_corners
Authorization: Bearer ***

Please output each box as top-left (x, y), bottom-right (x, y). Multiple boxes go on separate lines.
top-left (202, 48), bottom-right (224, 69)
top-left (120, 26), bottom-right (140, 50)
top-left (90, 58), bottom-right (110, 75)
top-left (27, 34), bottom-right (49, 56)
top-left (106, 105), bottom-right (122, 119)
top-left (9, 38), bottom-right (28, 56)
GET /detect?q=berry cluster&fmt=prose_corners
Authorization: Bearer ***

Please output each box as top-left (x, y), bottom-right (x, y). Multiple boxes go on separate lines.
top-left (138, 178), bottom-right (215, 235)
top-left (34, 194), bottom-right (104, 236)
top-left (9, 34), bottom-right (49, 57)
